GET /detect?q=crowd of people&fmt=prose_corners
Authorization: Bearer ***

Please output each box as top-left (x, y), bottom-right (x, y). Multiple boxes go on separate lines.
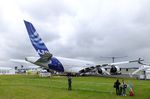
top-left (114, 79), bottom-right (134, 96)
top-left (66, 74), bottom-right (134, 97)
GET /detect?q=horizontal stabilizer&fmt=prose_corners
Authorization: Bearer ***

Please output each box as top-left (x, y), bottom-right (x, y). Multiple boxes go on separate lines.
top-left (10, 59), bottom-right (29, 64)
top-left (36, 53), bottom-right (52, 62)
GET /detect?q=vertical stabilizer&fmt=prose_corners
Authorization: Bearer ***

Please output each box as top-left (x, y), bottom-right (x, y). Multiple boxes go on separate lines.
top-left (24, 20), bottom-right (50, 57)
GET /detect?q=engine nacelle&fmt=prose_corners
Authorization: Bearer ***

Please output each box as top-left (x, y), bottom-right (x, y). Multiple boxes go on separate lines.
top-left (110, 66), bottom-right (121, 75)
top-left (97, 67), bottom-right (107, 75)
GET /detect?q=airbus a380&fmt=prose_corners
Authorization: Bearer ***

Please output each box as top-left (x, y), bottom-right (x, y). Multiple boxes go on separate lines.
top-left (23, 20), bottom-right (141, 75)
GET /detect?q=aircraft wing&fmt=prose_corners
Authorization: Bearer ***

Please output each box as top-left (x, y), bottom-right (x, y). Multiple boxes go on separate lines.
top-left (10, 59), bottom-right (29, 64)
top-left (78, 58), bottom-right (143, 74)
top-left (100, 58), bottom-right (144, 66)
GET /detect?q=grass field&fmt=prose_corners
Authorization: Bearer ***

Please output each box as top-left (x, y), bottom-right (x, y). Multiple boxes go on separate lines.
top-left (0, 75), bottom-right (149, 99)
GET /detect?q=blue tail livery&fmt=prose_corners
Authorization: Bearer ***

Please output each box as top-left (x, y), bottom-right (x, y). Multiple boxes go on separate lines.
top-left (24, 20), bottom-right (50, 57)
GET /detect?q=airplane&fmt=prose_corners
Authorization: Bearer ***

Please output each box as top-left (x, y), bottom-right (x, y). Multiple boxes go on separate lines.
top-left (23, 20), bottom-right (143, 75)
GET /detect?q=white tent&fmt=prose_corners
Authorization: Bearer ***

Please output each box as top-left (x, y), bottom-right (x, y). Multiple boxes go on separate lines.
top-left (0, 67), bottom-right (15, 75)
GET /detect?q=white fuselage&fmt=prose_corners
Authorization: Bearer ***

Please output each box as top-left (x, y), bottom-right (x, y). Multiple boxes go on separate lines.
top-left (25, 56), bottom-right (96, 73)
top-left (57, 57), bottom-right (95, 72)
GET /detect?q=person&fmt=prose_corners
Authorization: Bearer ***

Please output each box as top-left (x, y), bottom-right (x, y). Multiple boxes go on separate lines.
top-left (67, 73), bottom-right (72, 90)
top-left (128, 81), bottom-right (134, 96)
top-left (114, 79), bottom-right (121, 95)
top-left (119, 84), bottom-right (123, 96)
top-left (122, 79), bottom-right (127, 96)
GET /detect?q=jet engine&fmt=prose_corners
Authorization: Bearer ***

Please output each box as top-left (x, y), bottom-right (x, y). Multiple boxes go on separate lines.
top-left (97, 67), bottom-right (105, 74)
top-left (110, 65), bottom-right (121, 75)
top-left (97, 67), bottom-right (110, 75)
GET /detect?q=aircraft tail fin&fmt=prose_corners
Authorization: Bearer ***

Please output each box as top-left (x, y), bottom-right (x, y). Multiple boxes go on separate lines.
top-left (24, 20), bottom-right (51, 57)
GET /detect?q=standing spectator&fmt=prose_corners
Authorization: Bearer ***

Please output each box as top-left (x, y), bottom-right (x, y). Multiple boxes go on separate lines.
top-left (67, 73), bottom-right (72, 90)
top-left (114, 79), bottom-right (121, 95)
top-left (122, 79), bottom-right (127, 96)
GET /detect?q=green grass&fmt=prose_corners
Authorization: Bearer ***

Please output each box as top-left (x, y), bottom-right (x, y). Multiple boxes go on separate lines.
top-left (0, 75), bottom-right (149, 99)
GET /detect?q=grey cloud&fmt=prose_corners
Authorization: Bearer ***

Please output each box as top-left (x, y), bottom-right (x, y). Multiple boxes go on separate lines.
top-left (19, 0), bottom-right (75, 21)
top-left (1, 0), bottom-right (150, 67)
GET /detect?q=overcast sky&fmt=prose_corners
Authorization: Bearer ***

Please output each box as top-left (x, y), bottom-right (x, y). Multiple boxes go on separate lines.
top-left (0, 0), bottom-right (150, 67)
